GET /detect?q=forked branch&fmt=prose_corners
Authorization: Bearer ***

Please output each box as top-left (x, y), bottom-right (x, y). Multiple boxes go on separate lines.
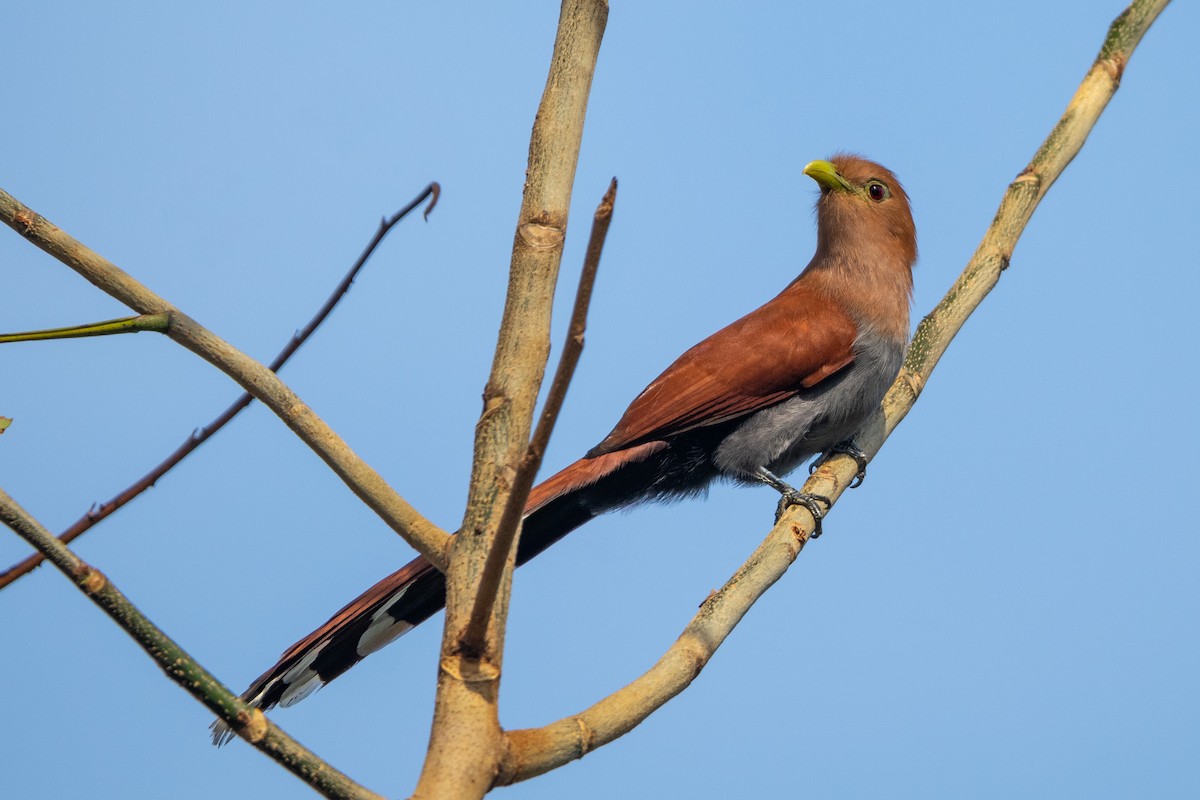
top-left (417, 1), bottom-right (609, 797)
top-left (463, 178), bottom-right (617, 649)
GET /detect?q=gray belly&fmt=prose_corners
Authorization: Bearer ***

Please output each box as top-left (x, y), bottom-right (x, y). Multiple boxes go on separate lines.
top-left (712, 333), bottom-right (904, 480)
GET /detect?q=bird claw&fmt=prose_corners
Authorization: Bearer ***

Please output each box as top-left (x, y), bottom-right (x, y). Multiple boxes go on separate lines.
top-left (809, 441), bottom-right (869, 488)
top-left (775, 492), bottom-right (832, 537)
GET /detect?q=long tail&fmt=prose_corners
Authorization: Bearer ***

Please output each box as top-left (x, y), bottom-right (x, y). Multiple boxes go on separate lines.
top-left (212, 446), bottom-right (662, 745)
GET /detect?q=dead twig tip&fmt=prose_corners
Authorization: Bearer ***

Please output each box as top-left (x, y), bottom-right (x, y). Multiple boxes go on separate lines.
top-left (423, 182), bottom-right (441, 220)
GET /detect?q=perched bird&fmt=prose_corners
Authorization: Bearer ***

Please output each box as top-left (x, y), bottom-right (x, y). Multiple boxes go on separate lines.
top-left (213, 154), bottom-right (916, 745)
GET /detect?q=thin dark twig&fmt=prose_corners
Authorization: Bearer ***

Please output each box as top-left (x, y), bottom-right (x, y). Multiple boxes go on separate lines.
top-left (0, 183), bottom-right (440, 591)
top-left (461, 178), bottom-right (616, 649)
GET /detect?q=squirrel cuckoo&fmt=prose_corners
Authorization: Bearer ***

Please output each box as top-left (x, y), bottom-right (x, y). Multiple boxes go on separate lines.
top-left (213, 154), bottom-right (916, 744)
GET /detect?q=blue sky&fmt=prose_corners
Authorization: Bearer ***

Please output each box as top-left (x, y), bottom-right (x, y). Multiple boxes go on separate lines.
top-left (2, 2), bottom-right (1197, 798)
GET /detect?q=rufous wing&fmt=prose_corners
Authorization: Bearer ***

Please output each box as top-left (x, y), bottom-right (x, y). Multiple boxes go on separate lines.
top-left (588, 286), bottom-right (858, 456)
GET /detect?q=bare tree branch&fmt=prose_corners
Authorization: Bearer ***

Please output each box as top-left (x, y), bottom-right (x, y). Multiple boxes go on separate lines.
top-left (463, 177), bottom-right (617, 648)
top-left (862, 0), bottom-right (1172, 486)
top-left (0, 185), bottom-right (452, 571)
top-left (0, 487), bottom-right (384, 800)
top-left (496, 0), bottom-right (1171, 782)
top-left (416, 1), bottom-right (609, 797)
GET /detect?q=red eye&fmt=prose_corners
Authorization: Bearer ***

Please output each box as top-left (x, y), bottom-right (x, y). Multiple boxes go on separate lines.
top-left (867, 182), bottom-right (888, 202)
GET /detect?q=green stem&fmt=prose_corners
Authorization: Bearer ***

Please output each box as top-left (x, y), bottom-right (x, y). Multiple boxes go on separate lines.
top-left (0, 313), bottom-right (170, 343)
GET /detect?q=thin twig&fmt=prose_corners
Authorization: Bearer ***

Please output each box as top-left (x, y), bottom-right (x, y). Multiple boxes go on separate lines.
top-left (461, 178), bottom-right (616, 649)
top-left (496, 0), bottom-right (1170, 782)
top-left (0, 183), bottom-right (451, 582)
top-left (0, 487), bottom-right (384, 800)
top-left (0, 313), bottom-right (170, 343)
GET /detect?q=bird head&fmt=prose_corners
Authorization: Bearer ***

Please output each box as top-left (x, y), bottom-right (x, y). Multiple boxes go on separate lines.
top-left (804, 154), bottom-right (917, 273)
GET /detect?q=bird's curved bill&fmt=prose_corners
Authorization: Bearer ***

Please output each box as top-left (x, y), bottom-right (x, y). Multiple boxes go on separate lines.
top-left (803, 160), bottom-right (852, 193)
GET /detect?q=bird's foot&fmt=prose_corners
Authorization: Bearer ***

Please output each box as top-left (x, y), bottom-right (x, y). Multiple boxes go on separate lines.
top-left (753, 466), bottom-right (832, 537)
top-left (775, 491), bottom-right (832, 537)
top-left (810, 440), bottom-right (869, 488)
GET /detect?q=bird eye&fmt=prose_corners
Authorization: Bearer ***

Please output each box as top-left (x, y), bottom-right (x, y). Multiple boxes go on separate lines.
top-left (867, 181), bottom-right (890, 202)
